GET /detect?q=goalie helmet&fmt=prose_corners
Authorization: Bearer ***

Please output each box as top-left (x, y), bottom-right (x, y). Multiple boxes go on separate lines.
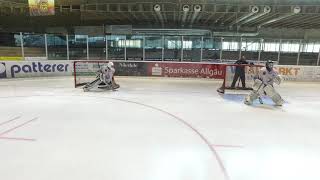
top-left (107, 62), bottom-right (114, 69)
top-left (266, 60), bottom-right (274, 71)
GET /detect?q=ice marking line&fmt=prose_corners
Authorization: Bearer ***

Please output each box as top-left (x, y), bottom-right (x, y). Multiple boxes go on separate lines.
top-left (0, 94), bottom-right (230, 180)
top-left (0, 117), bottom-right (38, 137)
top-left (106, 97), bottom-right (231, 180)
top-left (0, 137), bottom-right (36, 141)
top-left (0, 116), bottom-right (21, 127)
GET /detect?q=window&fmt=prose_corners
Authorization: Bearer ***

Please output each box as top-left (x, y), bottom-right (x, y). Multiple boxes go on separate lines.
top-left (314, 43), bottom-right (320, 53)
top-left (182, 40), bottom-right (192, 49)
top-left (75, 35), bottom-right (87, 42)
top-left (222, 41), bottom-right (239, 51)
top-left (281, 42), bottom-right (300, 53)
top-left (167, 40), bottom-right (181, 49)
top-left (302, 42), bottom-right (320, 53)
top-left (243, 42), bottom-right (259, 51)
top-left (263, 42), bottom-right (280, 52)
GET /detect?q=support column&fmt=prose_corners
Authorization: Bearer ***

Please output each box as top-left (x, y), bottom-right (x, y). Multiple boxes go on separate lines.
top-left (296, 39), bottom-right (302, 65)
top-left (277, 39), bottom-right (282, 64)
top-left (258, 38), bottom-right (263, 62)
top-left (124, 36), bottom-right (127, 60)
top-left (44, 34), bottom-right (48, 60)
top-left (181, 36), bottom-right (184, 61)
top-left (200, 36), bottom-right (203, 61)
top-left (220, 37), bottom-right (223, 61)
top-left (317, 48), bottom-right (320, 66)
top-left (143, 36), bottom-right (145, 61)
top-left (86, 35), bottom-right (89, 60)
top-left (66, 34), bottom-right (69, 60)
top-left (20, 32), bottom-right (24, 60)
top-left (105, 36), bottom-right (108, 60)
top-left (162, 36), bottom-right (164, 61)
top-left (239, 37), bottom-right (242, 59)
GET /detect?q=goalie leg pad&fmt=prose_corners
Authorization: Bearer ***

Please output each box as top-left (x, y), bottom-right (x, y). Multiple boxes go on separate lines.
top-left (244, 91), bottom-right (259, 105)
top-left (264, 84), bottom-right (284, 106)
top-left (100, 73), bottom-right (106, 83)
top-left (252, 79), bottom-right (263, 91)
top-left (83, 78), bottom-right (102, 91)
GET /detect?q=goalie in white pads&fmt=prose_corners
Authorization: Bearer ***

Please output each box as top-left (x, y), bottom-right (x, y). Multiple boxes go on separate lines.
top-left (244, 60), bottom-right (284, 106)
top-left (83, 62), bottom-right (120, 91)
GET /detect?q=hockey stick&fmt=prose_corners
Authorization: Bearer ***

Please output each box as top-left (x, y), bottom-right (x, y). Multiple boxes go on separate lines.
top-left (258, 97), bottom-right (264, 104)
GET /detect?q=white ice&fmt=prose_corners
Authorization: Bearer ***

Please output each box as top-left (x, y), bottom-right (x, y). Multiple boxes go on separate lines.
top-left (0, 76), bottom-right (320, 180)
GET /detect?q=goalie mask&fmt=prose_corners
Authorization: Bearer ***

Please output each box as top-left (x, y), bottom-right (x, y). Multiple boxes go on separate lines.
top-left (266, 60), bottom-right (274, 72)
top-left (100, 65), bottom-right (108, 72)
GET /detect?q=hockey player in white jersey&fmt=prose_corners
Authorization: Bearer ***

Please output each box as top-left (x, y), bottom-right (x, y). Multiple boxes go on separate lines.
top-left (244, 60), bottom-right (284, 106)
top-left (83, 61), bottom-right (120, 91)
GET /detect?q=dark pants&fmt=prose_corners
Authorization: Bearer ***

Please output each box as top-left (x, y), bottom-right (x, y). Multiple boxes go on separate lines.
top-left (231, 71), bottom-right (246, 88)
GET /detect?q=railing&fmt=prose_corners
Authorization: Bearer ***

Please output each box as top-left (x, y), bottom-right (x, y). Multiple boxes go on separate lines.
top-left (0, 32), bottom-right (319, 66)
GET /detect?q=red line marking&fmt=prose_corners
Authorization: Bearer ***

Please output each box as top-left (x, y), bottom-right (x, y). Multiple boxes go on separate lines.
top-left (0, 116), bottom-right (21, 127)
top-left (0, 137), bottom-right (36, 141)
top-left (0, 117), bottom-right (37, 137)
top-left (0, 95), bottom-right (230, 180)
top-left (212, 144), bottom-right (244, 148)
top-left (110, 97), bottom-right (231, 180)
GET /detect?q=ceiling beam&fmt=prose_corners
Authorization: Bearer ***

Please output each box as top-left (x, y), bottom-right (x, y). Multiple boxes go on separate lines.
top-left (258, 13), bottom-right (298, 28)
top-left (245, 13), bottom-right (278, 26)
top-left (203, 12), bottom-right (216, 24)
top-left (229, 6), bottom-right (259, 27)
top-left (268, 14), bottom-right (312, 28)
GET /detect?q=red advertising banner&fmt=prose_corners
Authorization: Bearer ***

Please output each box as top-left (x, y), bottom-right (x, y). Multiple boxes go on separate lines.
top-left (147, 62), bottom-right (225, 79)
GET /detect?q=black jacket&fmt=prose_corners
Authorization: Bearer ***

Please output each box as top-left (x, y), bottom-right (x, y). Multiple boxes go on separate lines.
top-left (234, 59), bottom-right (248, 73)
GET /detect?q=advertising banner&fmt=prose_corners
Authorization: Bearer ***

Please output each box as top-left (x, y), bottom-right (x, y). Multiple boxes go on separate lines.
top-left (25, 57), bottom-right (48, 61)
top-left (114, 61), bottom-right (148, 76)
top-left (0, 60), bottom-right (319, 82)
top-left (29, 0), bottom-right (55, 16)
top-left (0, 61), bottom-right (71, 78)
top-left (275, 65), bottom-right (320, 81)
top-left (0, 57), bottom-right (23, 61)
top-left (147, 62), bottom-right (225, 79)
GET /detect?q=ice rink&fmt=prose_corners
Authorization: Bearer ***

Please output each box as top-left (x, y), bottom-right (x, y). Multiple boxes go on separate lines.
top-left (0, 76), bottom-right (320, 180)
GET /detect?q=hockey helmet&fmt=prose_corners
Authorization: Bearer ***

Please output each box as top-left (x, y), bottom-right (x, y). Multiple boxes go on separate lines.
top-left (266, 60), bottom-right (274, 70)
top-left (100, 65), bottom-right (108, 72)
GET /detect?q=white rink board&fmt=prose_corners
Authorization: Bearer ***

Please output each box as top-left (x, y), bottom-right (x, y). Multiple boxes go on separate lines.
top-left (275, 65), bottom-right (320, 81)
top-left (0, 60), bottom-right (320, 82)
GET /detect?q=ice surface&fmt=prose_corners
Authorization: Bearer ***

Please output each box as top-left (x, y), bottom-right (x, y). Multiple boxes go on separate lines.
top-left (0, 76), bottom-right (320, 180)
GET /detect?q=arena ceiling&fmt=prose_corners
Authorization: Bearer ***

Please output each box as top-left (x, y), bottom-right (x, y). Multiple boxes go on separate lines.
top-left (1, 0), bottom-right (320, 33)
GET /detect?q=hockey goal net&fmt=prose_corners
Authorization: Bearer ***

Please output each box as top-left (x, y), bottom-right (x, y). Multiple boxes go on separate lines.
top-left (73, 61), bottom-right (109, 87)
top-left (217, 64), bottom-right (264, 93)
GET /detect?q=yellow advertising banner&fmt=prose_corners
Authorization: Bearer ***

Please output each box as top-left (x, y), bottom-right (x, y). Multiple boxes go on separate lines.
top-left (29, 0), bottom-right (55, 16)
top-left (0, 57), bottom-right (23, 61)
